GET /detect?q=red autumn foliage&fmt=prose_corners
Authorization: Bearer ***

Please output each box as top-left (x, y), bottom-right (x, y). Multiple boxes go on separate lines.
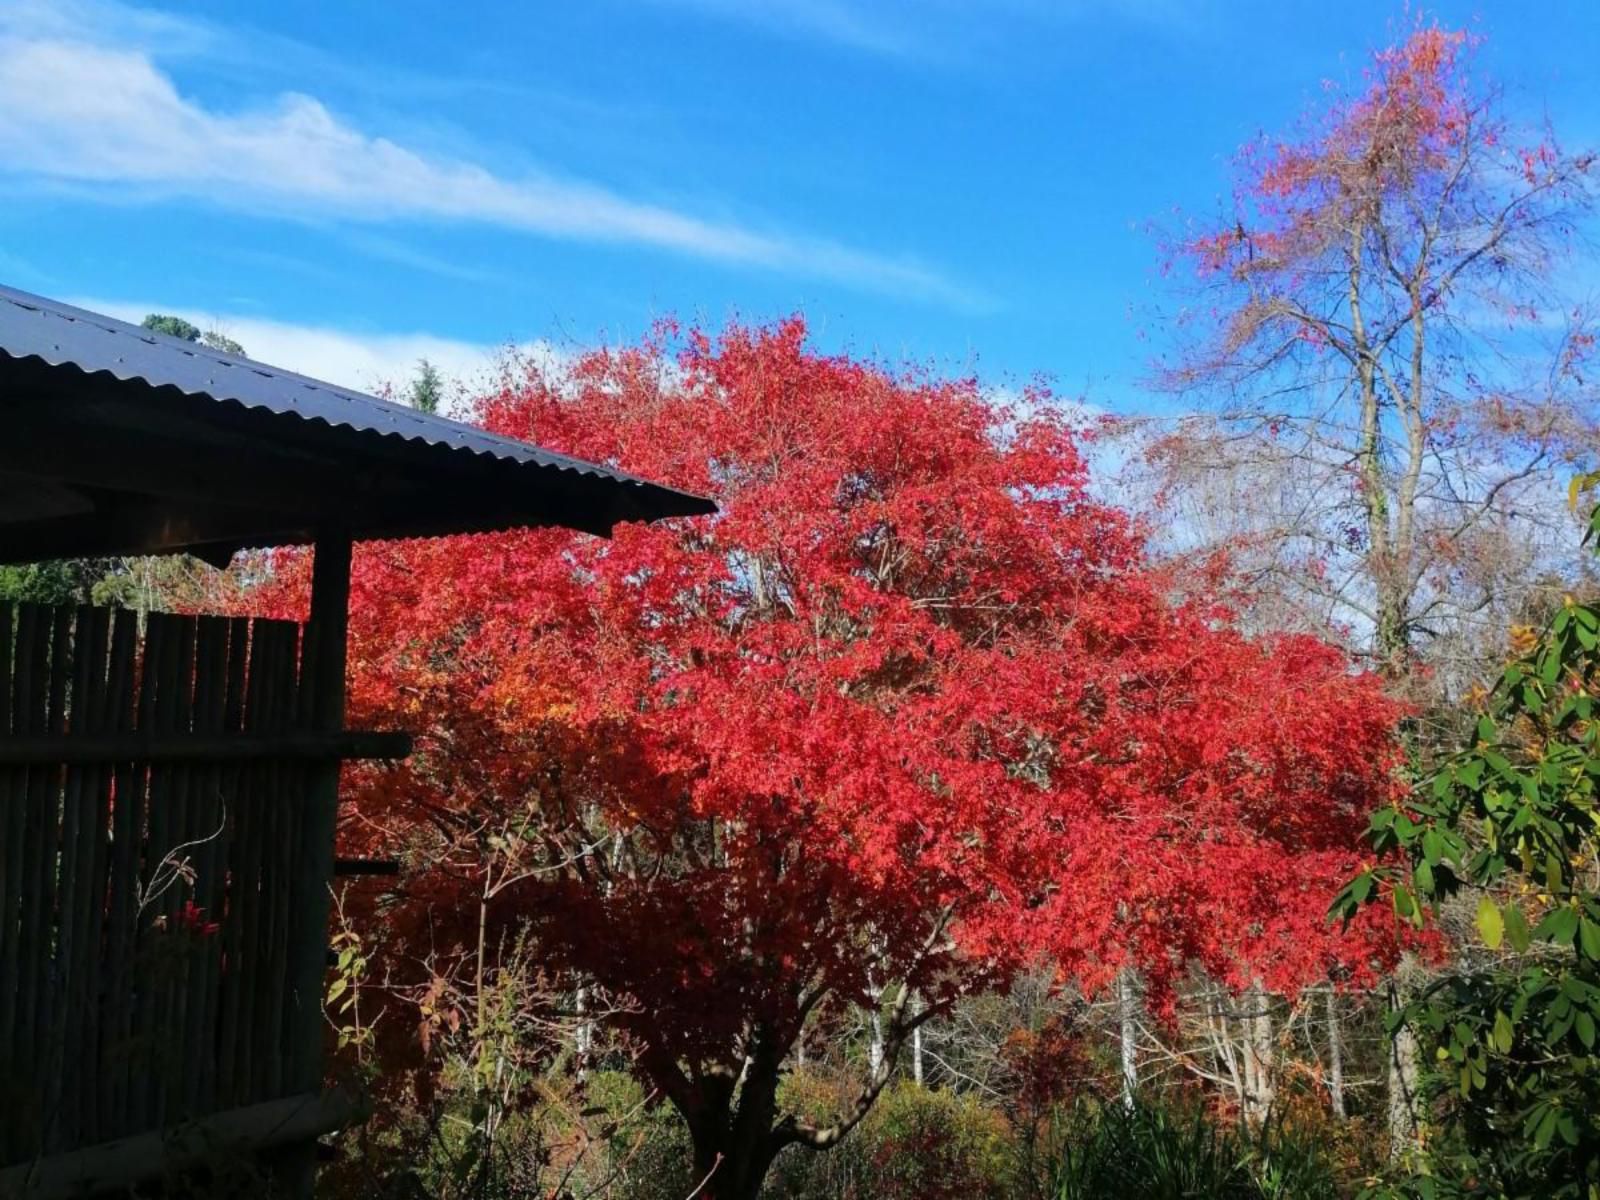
top-left (248, 318), bottom-right (1404, 1195)
top-left (1186, 24), bottom-right (1493, 284)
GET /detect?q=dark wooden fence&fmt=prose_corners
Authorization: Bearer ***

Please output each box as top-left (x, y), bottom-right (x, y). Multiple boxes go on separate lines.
top-left (0, 602), bottom-right (400, 1175)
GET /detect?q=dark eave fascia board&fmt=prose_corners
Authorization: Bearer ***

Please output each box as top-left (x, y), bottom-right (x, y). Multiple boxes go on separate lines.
top-left (0, 284), bottom-right (716, 526)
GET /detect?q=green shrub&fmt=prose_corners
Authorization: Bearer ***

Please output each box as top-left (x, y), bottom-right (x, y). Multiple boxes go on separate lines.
top-left (863, 1082), bottom-right (1014, 1200)
top-left (325, 1069), bottom-right (1347, 1199)
top-left (321, 1069), bottom-right (693, 1200)
top-left (765, 1078), bottom-right (1014, 1199)
top-left (1046, 1096), bottom-right (1338, 1200)
top-left (562, 1070), bottom-right (694, 1200)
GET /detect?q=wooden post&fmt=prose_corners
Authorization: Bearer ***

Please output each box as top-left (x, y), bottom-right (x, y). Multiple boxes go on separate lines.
top-left (280, 532), bottom-right (351, 1196)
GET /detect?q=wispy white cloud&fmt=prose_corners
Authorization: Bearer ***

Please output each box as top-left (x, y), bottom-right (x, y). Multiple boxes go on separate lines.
top-left (0, 0), bottom-right (216, 57)
top-left (651, 0), bottom-right (1204, 59)
top-left (671, 0), bottom-right (919, 56)
top-left (0, 30), bottom-right (975, 306)
top-left (338, 232), bottom-right (507, 286)
top-left (75, 296), bottom-right (553, 400)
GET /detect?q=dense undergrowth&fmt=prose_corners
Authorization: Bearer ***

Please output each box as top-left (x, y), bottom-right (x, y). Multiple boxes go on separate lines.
top-left (323, 1070), bottom-right (1377, 1200)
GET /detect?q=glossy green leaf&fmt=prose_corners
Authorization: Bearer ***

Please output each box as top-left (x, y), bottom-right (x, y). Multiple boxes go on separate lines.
top-left (1478, 896), bottom-right (1505, 949)
top-left (1505, 903), bottom-right (1532, 952)
top-left (1583, 918), bottom-right (1600, 961)
top-left (1535, 1105), bottom-right (1560, 1150)
top-left (1493, 1009), bottom-right (1514, 1052)
top-left (1538, 906), bottom-right (1579, 945)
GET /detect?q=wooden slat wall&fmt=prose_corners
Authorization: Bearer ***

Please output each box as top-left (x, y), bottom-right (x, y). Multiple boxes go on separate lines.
top-left (0, 603), bottom-right (311, 1167)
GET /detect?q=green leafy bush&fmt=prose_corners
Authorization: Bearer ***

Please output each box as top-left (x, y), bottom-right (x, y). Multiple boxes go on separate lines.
top-left (764, 1076), bottom-right (1014, 1199)
top-left (579, 1071), bottom-right (695, 1200)
top-left (859, 1082), bottom-right (1014, 1200)
top-left (1046, 1097), bottom-right (1337, 1200)
top-left (1332, 495), bottom-right (1600, 1198)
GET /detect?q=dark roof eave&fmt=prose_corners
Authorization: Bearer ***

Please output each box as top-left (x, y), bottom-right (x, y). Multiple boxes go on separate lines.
top-left (0, 285), bottom-right (716, 559)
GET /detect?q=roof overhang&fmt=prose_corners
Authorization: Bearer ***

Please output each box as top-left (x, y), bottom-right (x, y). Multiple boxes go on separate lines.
top-left (0, 287), bottom-right (715, 564)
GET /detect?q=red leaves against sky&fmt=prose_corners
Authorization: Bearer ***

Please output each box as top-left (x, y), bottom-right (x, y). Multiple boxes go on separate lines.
top-left (260, 318), bottom-right (1405, 1052)
top-left (1181, 22), bottom-right (1589, 294)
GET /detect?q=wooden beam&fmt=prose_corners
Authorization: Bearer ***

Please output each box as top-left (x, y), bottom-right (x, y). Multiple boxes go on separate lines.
top-left (0, 496), bottom-right (312, 566)
top-left (0, 433), bottom-right (361, 518)
top-left (0, 730), bottom-right (411, 766)
top-left (280, 532), bottom-right (351, 1199)
top-left (0, 1090), bottom-right (361, 1200)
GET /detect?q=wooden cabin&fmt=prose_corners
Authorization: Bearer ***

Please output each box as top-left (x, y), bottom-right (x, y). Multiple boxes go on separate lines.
top-left (0, 286), bottom-right (713, 1198)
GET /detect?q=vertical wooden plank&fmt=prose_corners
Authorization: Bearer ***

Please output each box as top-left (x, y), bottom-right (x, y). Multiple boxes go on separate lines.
top-left (138, 612), bottom-right (185, 1126)
top-left (0, 603), bottom-right (10, 733)
top-left (252, 621), bottom-right (280, 1101)
top-left (71, 605), bottom-right (115, 1150)
top-left (98, 609), bottom-right (140, 1139)
top-left (45, 606), bottom-right (102, 1152)
top-left (49, 608), bottom-right (89, 1144)
top-left (155, 616), bottom-right (199, 1124)
top-left (14, 604), bottom-right (68, 1159)
top-left (214, 616), bottom-right (252, 1109)
top-left (6, 604), bottom-right (44, 1097)
top-left (0, 602), bottom-right (16, 1164)
top-left (179, 614), bottom-right (230, 1117)
top-left (260, 622), bottom-right (299, 1100)
top-left (123, 609), bottom-right (168, 1134)
top-left (226, 619), bottom-right (273, 1107)
top-left (0, 605), bottom-right (18, 1051)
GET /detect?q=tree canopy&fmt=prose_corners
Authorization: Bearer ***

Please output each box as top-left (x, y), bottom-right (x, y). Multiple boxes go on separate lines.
top-left (248, 318), bottom-right (1406, 1198)
top-left (1143, 25), bottom-right (1596, 700)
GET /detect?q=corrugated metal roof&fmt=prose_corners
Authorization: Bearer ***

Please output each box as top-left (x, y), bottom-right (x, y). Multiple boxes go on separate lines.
top-left (0, 284), bottom-right (714, 520)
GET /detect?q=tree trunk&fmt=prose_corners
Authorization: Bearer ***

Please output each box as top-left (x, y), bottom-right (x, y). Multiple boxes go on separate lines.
top-left (679, 993), bottom-right (918, 1200)
top-left (1326, 984), bottom-right (1346, 1119)
top-left (1241, 980), bottom-right (1275, 1124)
top-left (1240, 1002), bottom-right (1259, 1120)
top-left (574, 984), bottom-right (592, 1079)
top-left (690, 1132), bottom-right (773, 1200)
top-left (679, 1038), bottom-right (789, 1200)
top-left (1118, 967), bottom-right (1139, 1110)
top-left (911, 1003), bottom-right (924, 1087)
top-left (1345, 223), bottom-right (1414, 675)
top-left (690, 1127), bottom-right (774, 1200)
top-left (683, 1095), bottom-right (778, 1200)
top-left (1199, 985), bottom-right (1244, 1111)
top-left (1375, 588), bottom-right (1411, 674)
top-left (1387, 978), bottom-right (1421, 1160)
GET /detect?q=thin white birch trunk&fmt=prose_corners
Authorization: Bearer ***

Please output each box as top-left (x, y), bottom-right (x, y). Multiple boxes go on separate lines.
top-left (1387, 976), bottom-right (1421, 1159)
top-left (575, 985), bottom-right (591, 1080)
top-left (868, 1008), bottom-right (884, 1079)
top-left (911, 995), bottom-right (924, 1087)
top-left (1327, 984), bottom-right (1346, 1119)
top-left (1119, 968), bottom-right (1139, 1110)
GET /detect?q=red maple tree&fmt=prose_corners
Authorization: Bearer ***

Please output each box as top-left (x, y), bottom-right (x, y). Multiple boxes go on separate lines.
top-left (254, 319), bottom-right (1405, 1198)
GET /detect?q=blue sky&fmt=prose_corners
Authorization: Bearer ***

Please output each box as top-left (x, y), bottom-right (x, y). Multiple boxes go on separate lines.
top-left (0, 0), bottom-right (1594, 405)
